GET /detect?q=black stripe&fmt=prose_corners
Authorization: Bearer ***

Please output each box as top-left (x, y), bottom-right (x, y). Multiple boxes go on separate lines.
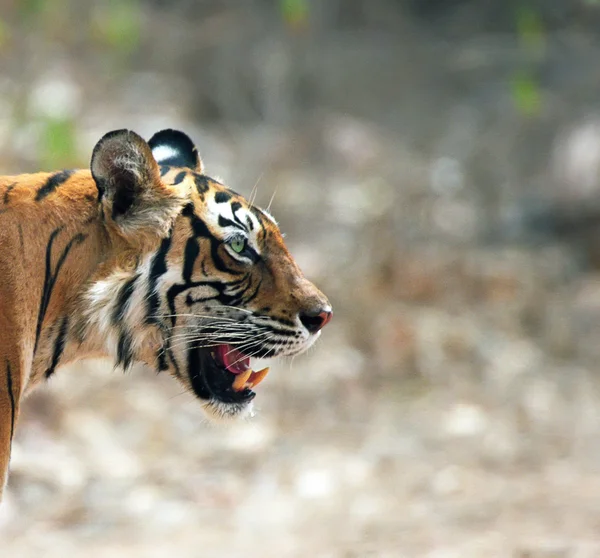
top-left (231, 203), bottom-right (250, 230)
top-left (116, 330), bottom-right (134, 370)
top-left (178, 279), bottom-right (247, 310)
top-left (35, 170), bottom-right (74, 201)
top-left (194, 175), bottom-right (209, 195)
top-left (182, 204), bottom-right (209, 236)
top-left (250, 206), bottom-right (266, 228)
top-left (212, 241), bottom-right (239, 275)
top-left (112, 274), bottom-right (138, 325)
top-left (160, 165), bottom-right (170, 176)
top-left (262, 327), bottom-right (297, 337)
top-left (166, 280), bottom-right (228, 326)
top-left (218, 215), bottom-right (246, 231)
top-left (224, 274), bottom-right (251, 295)
top-left (188, 347), bottom-right (210, 399)
top-left (172, 171), bottom-right (187, 185)
top-left (17, 224), bottom-right (24, 253)
top-left (45, 316), bottom-right (69, 378)
top-left (242, 278), bottom-right (262, 305)
top-left (182, 237), bottom-right (200, 283)
top-left (182, 204), bottom-right (240, 275)
top-left (157, 348), bottom-right (169, 372)
top-left (95, 176), bottom-right (107, 202)
top-left (3, 183), bottom-right (15, 205)
top-left (34, 229), bottom-right (87, 353)
top-left (5, 360), bottom-right (15, 441)
top-left (146, 234), bottom-right (172, 324)
top-left (161, 204), bottom-right (250, 328)
top-left (214, 191), bottom-right (232, 204)
top-left (166, 283), bottom-right (190, 327)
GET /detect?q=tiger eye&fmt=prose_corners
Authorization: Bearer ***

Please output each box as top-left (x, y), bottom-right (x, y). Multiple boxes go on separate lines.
top-left (230, 238), bottom-right (245, 253)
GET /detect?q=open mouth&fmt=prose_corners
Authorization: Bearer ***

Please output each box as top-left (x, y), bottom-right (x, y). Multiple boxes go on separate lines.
top-left (188, 344), bottom-right (269, 405)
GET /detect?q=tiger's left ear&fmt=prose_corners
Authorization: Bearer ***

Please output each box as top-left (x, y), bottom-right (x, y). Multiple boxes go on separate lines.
top-left (148, 129), bottom-right (204, 173)
top-left (91, 129), bottom-right (185, 239)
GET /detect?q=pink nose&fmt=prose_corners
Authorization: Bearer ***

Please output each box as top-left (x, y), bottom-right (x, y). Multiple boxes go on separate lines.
top-left (318, 310), bottom-right (333, 329)
top-left (299, 308), bottom-right (333, 334)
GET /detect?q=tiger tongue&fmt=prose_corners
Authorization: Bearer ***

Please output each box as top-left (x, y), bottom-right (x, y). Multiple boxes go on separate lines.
top-left (215, 344), bottom-right (250, 374)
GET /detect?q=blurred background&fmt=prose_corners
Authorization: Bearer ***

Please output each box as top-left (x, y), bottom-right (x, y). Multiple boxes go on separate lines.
top-left (3, 0), bottom-right (600, 556)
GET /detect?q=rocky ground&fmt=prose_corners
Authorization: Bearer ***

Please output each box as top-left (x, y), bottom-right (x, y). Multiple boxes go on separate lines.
top-left (3, 122), bottom-right (600, 556)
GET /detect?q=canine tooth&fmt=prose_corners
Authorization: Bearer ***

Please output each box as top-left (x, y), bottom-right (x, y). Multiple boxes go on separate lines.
top-left (232, 369), bottom-right (253, 392)
top-left (248, 367), bottom-right (269, 389)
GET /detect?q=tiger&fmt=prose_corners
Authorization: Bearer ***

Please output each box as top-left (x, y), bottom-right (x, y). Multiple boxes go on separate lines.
top-left (0, 128), bottom-right (332, 497)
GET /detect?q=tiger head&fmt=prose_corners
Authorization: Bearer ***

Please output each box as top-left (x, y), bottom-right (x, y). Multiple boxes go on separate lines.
top-left (85, 129), bottom-right (332, 419)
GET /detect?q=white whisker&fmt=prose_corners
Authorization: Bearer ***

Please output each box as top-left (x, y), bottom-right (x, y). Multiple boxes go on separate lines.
top-left (266, 182), bottom-right (279, 212)
top-left (249, 172), bottom-right (263, 206)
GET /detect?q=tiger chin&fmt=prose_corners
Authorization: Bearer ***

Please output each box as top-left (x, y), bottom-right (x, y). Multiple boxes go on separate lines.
top-left (0, 128), bottom-right (331, 497)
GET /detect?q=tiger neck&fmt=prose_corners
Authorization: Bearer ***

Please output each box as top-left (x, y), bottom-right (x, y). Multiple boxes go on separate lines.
top-left (21, 187), bottom-right (163, 391)
top-left (78, 249), bottom-right (167, 372)
top-left (30, 265), bottom-right (165, 393)
top-left (10, 174), bottom-right (106, 391)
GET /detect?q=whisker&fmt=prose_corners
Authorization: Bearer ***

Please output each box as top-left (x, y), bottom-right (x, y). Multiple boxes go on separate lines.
top-left (161, 314), bottom-right (242, 322)
top-left (216, 305), bottom-right (254, 314)
top-left (266, 182), bottom-right (279, 212)
top-left (166, 333), bottom-right (252, 344)
top-left (249, 172), bottom-right (263, 207)
top-left (166, 340), bottom-right (222, 352)
top-left (226, 334), bottom-right (278, 366)
top-left (166, 330), bottom-right (272, 353)
top-left (224, 335), bottom-right (272, 357)
top-left (165, 324), bottom-right (262, 339)
top-left (171, 332), bottom-right (253, 339)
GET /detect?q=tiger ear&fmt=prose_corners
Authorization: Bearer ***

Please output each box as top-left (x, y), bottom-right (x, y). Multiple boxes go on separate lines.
top-left (148, 129), bottom-right (204, 173)
top-left (91, 129), bottom-right (184, 238)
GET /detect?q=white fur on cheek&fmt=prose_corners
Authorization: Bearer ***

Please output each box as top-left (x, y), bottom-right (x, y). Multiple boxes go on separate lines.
top-left (85, 277), bottom-right (123, 357)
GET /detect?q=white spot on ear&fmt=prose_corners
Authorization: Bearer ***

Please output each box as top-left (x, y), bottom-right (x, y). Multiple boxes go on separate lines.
top-left (152, 144), bottom-right (179, 165)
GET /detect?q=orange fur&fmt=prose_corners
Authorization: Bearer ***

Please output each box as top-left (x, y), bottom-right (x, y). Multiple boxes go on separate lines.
top-left (0, 129), bottom-right (331, 497)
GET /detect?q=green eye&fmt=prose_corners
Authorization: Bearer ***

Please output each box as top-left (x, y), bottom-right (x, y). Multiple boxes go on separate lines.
top-left (229, 238), bottom-right (246, 254)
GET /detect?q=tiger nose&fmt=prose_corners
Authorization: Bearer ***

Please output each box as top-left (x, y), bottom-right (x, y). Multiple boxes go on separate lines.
top-left (299, 307), bottom-right (333, 334)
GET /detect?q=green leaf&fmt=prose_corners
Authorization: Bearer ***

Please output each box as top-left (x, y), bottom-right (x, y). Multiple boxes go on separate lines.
top-left (42, 118), bottom-right (77, 168)
top-left (511, 72), bottom-right (541, 116)
top-left (515, 5), bottom-right (545, 57)
top-left (97, 0), bottom-right (141, 54)
top-left (19, 0), bottom-right (46, 21)
top-left (280, 0), bottom-right (309, 28)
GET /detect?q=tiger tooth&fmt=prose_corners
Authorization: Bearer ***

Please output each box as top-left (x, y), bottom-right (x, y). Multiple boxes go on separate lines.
top-left (232, 369), bottom-right (253, 392)
top-left (247, 367), bottom-right (269, 389)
